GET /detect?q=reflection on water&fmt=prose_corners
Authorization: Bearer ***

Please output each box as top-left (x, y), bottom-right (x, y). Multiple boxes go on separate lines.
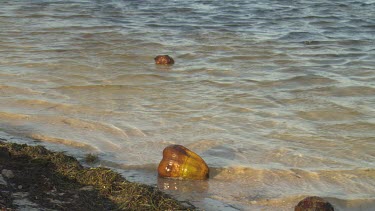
top-left (157, 177), bottom-right (209, 193)
top-left (0, 0), bottom-right (374, 210)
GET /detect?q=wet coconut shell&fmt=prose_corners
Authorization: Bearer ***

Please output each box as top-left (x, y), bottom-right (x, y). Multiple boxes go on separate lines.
top-left (295, 196), bottom-right (334, 211)
top-left (158, 145), bottom-right (209, 180)
top-left (154, 55), bottom-right (175, 65)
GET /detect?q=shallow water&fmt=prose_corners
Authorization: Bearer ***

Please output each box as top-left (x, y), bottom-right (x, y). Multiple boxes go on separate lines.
top-left (1, 0), bottom-right (375, 210)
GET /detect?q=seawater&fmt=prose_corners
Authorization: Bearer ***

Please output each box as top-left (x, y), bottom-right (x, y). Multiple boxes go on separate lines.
top-left (1, 0), bottom-right (374, 210)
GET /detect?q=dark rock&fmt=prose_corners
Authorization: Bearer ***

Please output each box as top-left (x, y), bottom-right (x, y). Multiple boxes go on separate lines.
top-left (154, 55), bottom-right (175, 65)
top-left (295, 196), bottom-right (334, 211)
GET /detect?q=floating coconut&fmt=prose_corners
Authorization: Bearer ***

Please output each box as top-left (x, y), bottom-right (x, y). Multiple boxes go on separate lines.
top-left (154, 55), bottom-right (174, 65)
top-left (158, 145), bottom-right (209, 180)
top-left (295, 196), bottom-right (334, 211)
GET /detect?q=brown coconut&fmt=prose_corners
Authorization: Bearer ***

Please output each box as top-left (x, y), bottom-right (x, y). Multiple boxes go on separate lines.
top-left (154, 55), bottom-right (175, 65)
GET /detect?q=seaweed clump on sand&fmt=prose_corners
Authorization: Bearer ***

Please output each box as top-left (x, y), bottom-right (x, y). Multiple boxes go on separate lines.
top-left (0, 140), bottom-right (194, 210)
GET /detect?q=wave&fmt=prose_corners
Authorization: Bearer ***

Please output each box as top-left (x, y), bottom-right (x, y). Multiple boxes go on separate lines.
top-left (0, 111), bottom-right (131, 151)
top-left (295, 86), bottom-right (375, 97)
top-left (258, 75), bottom-right (336, 89)
top-left (109, 73), bottom-right (175, 84)
top-left (0, 85), bottom-right (41, 96)
top-left (95, 161), bottom-right (375, 210)
top-left (29, 133), bottom-right (96, 151)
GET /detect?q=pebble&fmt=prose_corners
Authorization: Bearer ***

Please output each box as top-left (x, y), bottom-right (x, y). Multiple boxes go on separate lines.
top-left (1, 169), bottom-right (14, 179)
top-left (0, 174), bottom-right (7, 185)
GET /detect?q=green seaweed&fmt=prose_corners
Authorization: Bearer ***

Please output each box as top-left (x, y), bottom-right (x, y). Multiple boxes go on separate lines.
top-left (0, 140), bottom-right (194, 211)
top-left (85, 153), bottom-right (99, 163)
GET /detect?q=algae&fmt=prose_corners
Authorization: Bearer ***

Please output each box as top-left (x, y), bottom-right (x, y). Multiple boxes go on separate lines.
top-left (84, 153), bottom-right (99, 164)
top-left (0, 140), bottom-right (195, 210)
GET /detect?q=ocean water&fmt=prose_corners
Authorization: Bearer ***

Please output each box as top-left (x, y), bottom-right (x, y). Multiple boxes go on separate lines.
top-left (1, 0), bottom-right (374, 210)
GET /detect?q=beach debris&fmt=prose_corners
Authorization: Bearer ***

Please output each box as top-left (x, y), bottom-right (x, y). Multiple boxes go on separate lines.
top-left (158, 145), bottom-right (209, 180)
top-left (154, 55), bottom-right (175, 65)
top-left (79, 186), bottom-right (94, 191)
top-left (1, 169), bottom-right (14, 179)
top-left (295, 196), bottom-right (334, 211)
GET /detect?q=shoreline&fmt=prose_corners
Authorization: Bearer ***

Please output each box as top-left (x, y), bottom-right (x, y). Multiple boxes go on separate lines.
top-left (1, 137), bottom-right (375, 211)
top-left (0, 139), bottom-right (195, 210)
